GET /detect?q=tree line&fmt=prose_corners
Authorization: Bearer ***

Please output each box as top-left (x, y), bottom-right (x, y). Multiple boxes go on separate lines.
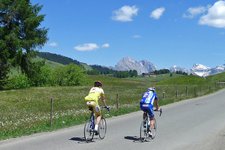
top-left (87, 65), bottom-right (138, 78)
top-left (37, 52), bottom-right (80, 65)
top-left (153, 69), bottom-right (188, 76)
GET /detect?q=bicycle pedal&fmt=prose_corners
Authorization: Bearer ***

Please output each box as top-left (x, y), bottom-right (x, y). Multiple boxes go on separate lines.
top-left (94, 131), bottom-right (99, 135)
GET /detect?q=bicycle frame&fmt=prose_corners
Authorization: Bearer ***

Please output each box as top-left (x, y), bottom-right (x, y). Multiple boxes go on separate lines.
top-left (140, 112), bottom-right (154, 141)
top-left (140, 108), bottom-right (162, 142)
top-left (90, 111), bottom-right (95, 131)
top-left (84, 106), bottom-right (109, 142)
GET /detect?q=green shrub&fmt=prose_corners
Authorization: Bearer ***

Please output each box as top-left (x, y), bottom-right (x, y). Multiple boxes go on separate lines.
top-left (6, 74), bottom-right (30, 89)
top-left (37, 65), bottom-right (54, 86)
top-left (52, 64), bottom-right (87, 86)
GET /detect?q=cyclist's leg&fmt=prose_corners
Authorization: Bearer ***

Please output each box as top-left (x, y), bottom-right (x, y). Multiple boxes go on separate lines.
top-left (148, 105), bottom-right (155, 129)
top-left (140, 102), bottom-right (148, 119)
top-left (94, 104), bottom-right (101, 131)
top-left (87, 101), bottom-right (101, 131)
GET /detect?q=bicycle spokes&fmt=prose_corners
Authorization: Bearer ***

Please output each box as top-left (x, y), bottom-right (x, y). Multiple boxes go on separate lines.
top-left (84, 121), bottom-right (94, 142)
top-left (140, 115), bottom-right (157, 142)
top-left (84, 108), bottom-right (108, 142)
top-left (99, 118), bottom-right (107, 139)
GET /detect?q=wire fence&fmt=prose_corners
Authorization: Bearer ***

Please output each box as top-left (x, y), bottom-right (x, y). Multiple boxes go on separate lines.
top-left (0, 82), bottom-right (224, 140)
top-left (156, 82), bottom-right (225, 100)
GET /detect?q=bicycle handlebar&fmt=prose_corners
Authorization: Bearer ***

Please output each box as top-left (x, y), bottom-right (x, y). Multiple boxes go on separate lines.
top-left (154, 108), bottom-right (162, 117)
top-left (159, 108), bottom-right (162, 116)
top-left (101, 106), bottom-right (110, 112)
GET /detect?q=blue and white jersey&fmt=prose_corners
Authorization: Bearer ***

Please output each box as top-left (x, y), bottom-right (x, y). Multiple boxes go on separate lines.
top-left (140, 91), bottom-right (158, 105)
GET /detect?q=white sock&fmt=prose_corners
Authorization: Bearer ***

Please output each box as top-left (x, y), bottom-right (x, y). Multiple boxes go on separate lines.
top-left (95, 124), bottom-right (98, 130)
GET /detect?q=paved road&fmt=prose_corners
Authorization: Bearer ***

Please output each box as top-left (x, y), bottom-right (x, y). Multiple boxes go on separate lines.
top-left (1, 89), bottom-right (225, 150)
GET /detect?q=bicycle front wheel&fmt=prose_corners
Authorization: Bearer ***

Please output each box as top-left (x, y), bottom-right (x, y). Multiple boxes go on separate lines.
top-left (99, 118), bottom-right (107, 139)
top-left (84, 121), bottom-right (94, 142)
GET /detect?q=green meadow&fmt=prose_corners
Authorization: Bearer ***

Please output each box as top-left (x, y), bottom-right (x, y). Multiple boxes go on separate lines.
top-left (0, 73), bottom-right (225, 140)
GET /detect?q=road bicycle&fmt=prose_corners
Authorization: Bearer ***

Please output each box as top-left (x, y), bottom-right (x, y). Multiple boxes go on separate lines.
top-left (84, 106), bottom-right (109, 142)
top-left (140, 108), bottom-right (162, 142)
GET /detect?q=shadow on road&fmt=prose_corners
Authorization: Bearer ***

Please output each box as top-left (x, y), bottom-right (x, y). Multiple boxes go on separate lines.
top-left (69, 137), bottom-right (86, 144)
top-left (69, 136), bottom-right (97, 144)
top-left (124, 136), bottom-right (141, 143)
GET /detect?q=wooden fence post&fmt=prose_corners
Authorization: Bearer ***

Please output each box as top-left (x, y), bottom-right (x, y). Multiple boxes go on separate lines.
top-left (50, 98), bottom-right (54, 127)
top-left (176, 89), bottom-right (178, 98)
top-left (116, 94), bottom-right (119, 109)
top-left (186, 86), bottom-right (188, 97)
top-left (194, 87), bottom-right (197, 97)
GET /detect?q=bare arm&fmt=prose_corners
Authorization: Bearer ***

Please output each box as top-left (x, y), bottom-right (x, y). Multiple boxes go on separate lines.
top-left (154, 99), bottom-right (159, 111)
top-left (101, 94), bottom-right (107, 107)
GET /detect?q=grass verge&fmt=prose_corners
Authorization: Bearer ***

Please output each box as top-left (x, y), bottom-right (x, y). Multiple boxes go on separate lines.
top-left (0, 73), bottom-right (225, 140)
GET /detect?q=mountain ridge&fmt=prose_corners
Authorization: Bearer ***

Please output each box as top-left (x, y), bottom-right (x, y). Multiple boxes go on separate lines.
top-left (114, 57), bottom-right (156, 75)
top-left (37, 52), bottom-right (225, 77)
top-left (171, 64), bottom-right (225, 77)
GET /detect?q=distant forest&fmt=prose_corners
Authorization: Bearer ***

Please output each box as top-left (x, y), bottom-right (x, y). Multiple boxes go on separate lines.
top-left (37, 52), bottom-right (80, 65)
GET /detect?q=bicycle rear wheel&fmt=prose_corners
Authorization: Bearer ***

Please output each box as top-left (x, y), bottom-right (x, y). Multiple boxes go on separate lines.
top-left (99, 118), bottom-right (107, 139)
top-left (140, 121), bottom-right (148, 142)
top-left (84, 121), bottom-right (94, 142)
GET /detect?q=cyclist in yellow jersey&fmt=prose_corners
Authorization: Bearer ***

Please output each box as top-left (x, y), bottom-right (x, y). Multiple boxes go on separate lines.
top-left (85, 81), bottom-right (109, 133)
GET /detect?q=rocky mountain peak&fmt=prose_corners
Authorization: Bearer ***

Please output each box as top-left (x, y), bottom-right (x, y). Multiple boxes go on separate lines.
top-left (114, 57), bottom-right (156, 75)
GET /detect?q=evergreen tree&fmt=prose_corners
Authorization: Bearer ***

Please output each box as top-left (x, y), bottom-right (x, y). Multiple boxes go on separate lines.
top-left (0, 0), bottom-right (48, 88)
top-left (0, 49), bottom-right (9, 89)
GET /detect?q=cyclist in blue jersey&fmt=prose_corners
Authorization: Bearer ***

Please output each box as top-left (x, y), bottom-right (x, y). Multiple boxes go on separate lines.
top-left (140, 87), bottom-right (159, 133)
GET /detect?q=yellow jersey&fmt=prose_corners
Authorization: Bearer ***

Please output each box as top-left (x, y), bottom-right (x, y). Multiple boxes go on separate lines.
top-left (85, 87), bottom-right (104, 105)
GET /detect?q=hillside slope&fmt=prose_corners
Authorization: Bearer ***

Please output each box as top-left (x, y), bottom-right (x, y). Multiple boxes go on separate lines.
top-left (37, 52), bottom-right (80, 65)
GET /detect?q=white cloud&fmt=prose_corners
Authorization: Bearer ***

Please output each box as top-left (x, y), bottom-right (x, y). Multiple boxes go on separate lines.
top-left (132, 35), bottom-right (142, 38)
top-left (112, 5), bottom-right (138, 22)
top-left (102, 43), bottom-right (110, 48)
top-left (183, 6), bottom-right (207, 18)
top-left (150, 7), bottom-right (165, 20)
top-left (199, 0), bottom-right (225, 28)
top-left (49, 42), bottom-right (58, 47)
top-left (74, 43), bottom-right (99, 51)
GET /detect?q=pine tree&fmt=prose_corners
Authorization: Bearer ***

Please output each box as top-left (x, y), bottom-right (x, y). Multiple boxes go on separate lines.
top-left (0, 49), bottom-right (9, 89)
top-left (0, 0), bottom-right (48, 88)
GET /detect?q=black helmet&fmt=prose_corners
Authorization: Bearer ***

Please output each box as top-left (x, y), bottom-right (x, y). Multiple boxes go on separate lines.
top-left (94, 81), bottom-right (102, 87)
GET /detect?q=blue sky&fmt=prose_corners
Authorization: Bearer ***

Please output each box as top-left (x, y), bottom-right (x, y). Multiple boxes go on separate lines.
top-left (31, 0), bottom-right (225, 69)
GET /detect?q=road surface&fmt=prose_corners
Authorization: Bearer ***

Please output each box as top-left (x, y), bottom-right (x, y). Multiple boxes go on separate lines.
top-left (1, 89), bottom-right (225, 150)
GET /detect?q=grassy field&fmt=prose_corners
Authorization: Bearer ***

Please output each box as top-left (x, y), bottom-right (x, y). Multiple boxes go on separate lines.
top-left (0, 73), bottom-right (225, 140)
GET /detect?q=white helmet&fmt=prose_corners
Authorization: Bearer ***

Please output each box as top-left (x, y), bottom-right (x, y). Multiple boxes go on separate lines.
top-left (147, 87), bottom-right (155, 92)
